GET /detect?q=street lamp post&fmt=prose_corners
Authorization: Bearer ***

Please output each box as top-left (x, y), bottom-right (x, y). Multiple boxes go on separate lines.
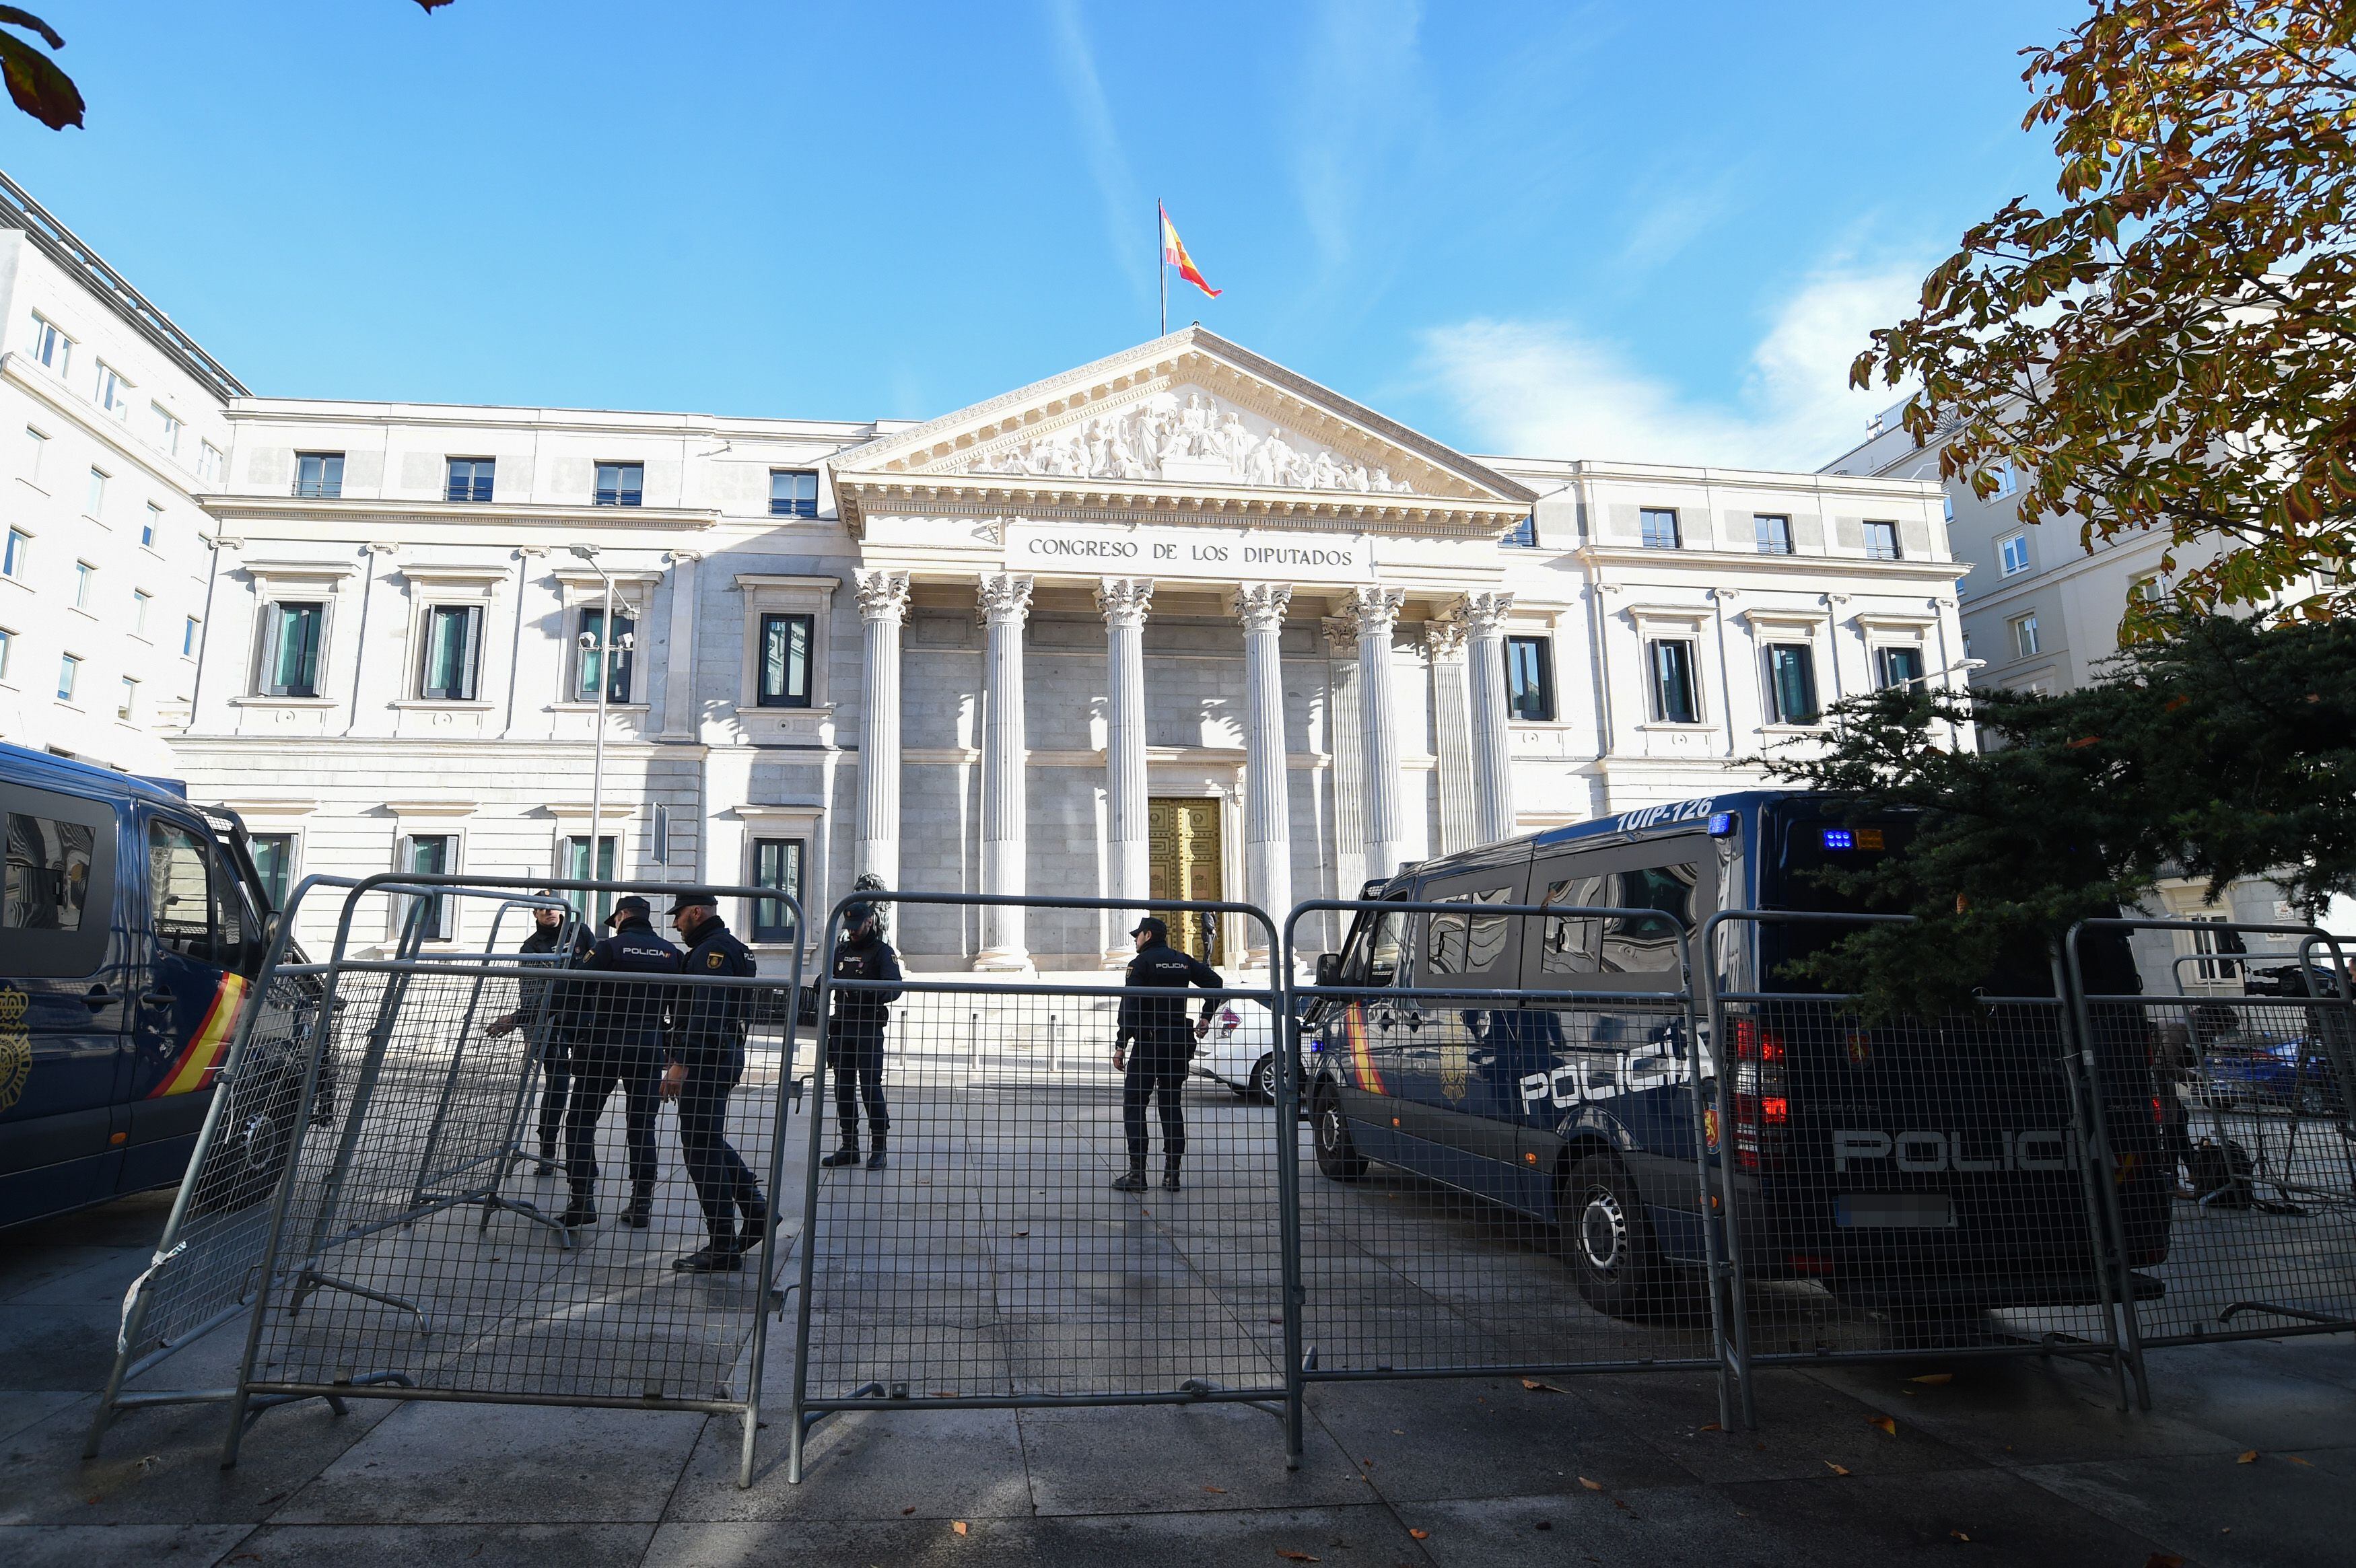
top-left (569, 544), bottom-right (631, 908)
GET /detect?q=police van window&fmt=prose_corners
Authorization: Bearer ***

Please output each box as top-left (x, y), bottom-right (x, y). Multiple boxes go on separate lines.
top-left (1426, 886), bottom-right (1515, 975)
top-left (1601, 863), bottom-right (1696, 975)
top-left (149, 820), bottom-right (213, 958)
top-left (1539, 875), bottom-right (1607, 974)
top-left (1367, 907), bottom-right (1408, 987)
top-left (6, 810), bottom-right (95, 931)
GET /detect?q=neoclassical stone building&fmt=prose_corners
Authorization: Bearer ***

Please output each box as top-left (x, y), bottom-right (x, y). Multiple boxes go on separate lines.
top-left (164, 328), bottom-right (1964, 972)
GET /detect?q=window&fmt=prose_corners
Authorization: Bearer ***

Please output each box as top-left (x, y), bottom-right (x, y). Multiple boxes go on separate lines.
top-left (24, 425), bottom-right (44, 485)
top-left (1874, 645), bottom-right (1927, 691)
top-left (1640, 507), bottom-right (1681, 549)
top-left (1425, 886), bottom-right (1515, 976)
top-left (1754, 514), bottom-right (1793, 555)
top-left (768, 468), bottom-right (819, 518)
top-left (1865, 520), bottom-right (1902, 560)
top-left (2010, 612), bottom-right (2041, 660)
top-left (562, 834), bottom-right (618, 924)
top-left (198, 441), bottom-right (221, 485)
top-left (1504, 635), bottom-right (1555, 721)
top-left (1364, 904), bottom-right (1407, 987)
top-left (445, 457), bottom-right (495, 503)
top-left (150, 818), bottom-right (238, 962)
top-left (575, 606), bottom-right (635, 702)
top-left (259, 601), bottom-right (325, 697)
top-left (1992, 460), bottom-right (2019, 499)
top-left (249, 833), bottom-right (296, 912)
top-left (0, 625), bottom-right (11, 678)
top-left (1537, 863), bottom-right (1697, 977)
top-left (116, 676), bottom-right (137, 721)
top-left (85, 467), bottom-right (106, 518)
top-left (1501, 511), bottom-right (1537, 548)
top-left (73, 561), bottom-right (93, 610)
top-left (96, 363), bottom-right (131, 419)
top-left (1648, 637), bottom-right (1700, 723)
top-left (294, 452), bottom-right (345, 499)
top-left (5, 807), bottom-right (96, 931)
top-left (594, 462), bottom-right (643, 507)
top-left (751, 836), bottom-right (803, 942)
top-left (1764, 643), bottom-right (1819, 724)
top-left (756, 612), bottom-right (813, 707)
top-left (56, 652), bottom-right (78, 702)
top-left (401, 834), bottom-right (457, 942)
top-left (30, 313), bottom-right (70, 375)
top-left (143, 503), bottom-right (161, 548)
top-left (182, 615), bottom-right (200, 657)
top-left (419, 604), bottom-right (484, 701)
top-left (1998, 532), bottom-right (2030, 577)
top-left (2191, 915), bottom-right (2246, 983)
top-left (132, 588), bottom-right (151, 634)
top-left (4, 527), bottom-right (26, 576)
top-left (153, 404), bottom-right (181, 456)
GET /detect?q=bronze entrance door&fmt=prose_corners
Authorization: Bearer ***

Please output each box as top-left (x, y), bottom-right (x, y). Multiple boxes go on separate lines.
top-left (1146, 797), bottom-right (1224, 961)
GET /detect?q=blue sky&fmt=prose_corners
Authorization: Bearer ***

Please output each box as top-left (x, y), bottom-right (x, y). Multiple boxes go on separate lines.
top-left (2, 1), bottom-right (2074, 469)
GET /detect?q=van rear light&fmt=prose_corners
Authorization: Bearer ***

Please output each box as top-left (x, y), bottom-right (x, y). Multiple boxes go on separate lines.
top-left (2150, 1095), bottom-right (2165, 1126)
top-left (1732, 1018), bottom-right (1791, 1172)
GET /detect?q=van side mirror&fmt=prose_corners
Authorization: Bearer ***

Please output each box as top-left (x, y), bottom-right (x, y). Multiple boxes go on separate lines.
top-left (1314, 952), bottom-right (1344, 988)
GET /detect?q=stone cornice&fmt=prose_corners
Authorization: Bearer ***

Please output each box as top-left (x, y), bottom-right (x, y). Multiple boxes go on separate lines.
top-left (196, 494), bottom-right (724, 530)
top-left (830, 474), bottom-right (1527, 541)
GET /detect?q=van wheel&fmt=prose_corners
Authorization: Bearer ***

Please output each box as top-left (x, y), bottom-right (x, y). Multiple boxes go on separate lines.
top-left (1252, 1054), bottom-right (1278, 1104)
top-left (1564, 1154), bottom-right (1664, 1320)
top-left (1313, 1085), bottom-right (1367, 1180)
top-left (192, 1073), bottom-right (298, 1215)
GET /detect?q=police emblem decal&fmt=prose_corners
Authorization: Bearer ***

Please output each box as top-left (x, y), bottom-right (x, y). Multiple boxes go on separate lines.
top-left (0, 988), bottom-right (30, 1114)
top-left (707, 952), bottom-right (724, 969)
top-left (1438, 1040), bottom-right (1469, 1102)
top-left (1845, 1031), bottom-right (1872, 1068)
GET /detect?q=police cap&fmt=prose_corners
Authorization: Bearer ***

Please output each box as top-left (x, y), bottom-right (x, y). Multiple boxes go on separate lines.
top-left (605, 894), bottom-right (652, 926)
top-left (666, 890), bottom-right (721, 915)
top-left (1129, 915), bottom-right (1168, 939)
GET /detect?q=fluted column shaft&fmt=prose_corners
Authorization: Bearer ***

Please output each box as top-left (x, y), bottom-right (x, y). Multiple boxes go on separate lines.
top-left (1453, 591), bottom-right (1519, 844)
top-left (854, 571), bottom-right (911, 889)
top-left (1098, 577), bottom-right (1154, 963)
top-left (1352, 587), bottom-right (1408, 883)
top-left (1234, 583), bottom-right (1294, 959)
top-left (1425, 619), bottom-right (1475, 854)
top-left (975, 573), bottom-right (1034, 970)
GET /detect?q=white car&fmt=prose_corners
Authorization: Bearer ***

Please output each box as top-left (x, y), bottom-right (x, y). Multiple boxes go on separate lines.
top-left (1193, 997), bottom-right (1284, 1101)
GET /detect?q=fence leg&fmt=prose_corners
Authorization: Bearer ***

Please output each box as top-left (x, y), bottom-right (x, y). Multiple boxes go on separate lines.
top-left (2054, 943), bottom-right (2147, 1414)
top-left (1275, 983), bottom-right (1306, 1472)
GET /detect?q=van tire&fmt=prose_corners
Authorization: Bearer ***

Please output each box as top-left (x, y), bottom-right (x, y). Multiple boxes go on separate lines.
top-left (1563, 1154), bottom-right (1665, 1320)
top-left (1251, 1053), bottom-right (1278, 1104)
top-left (191, 1071), bottom-right (298, 1216)
top-left (1313, 1083), bottom-right (1368, 1180)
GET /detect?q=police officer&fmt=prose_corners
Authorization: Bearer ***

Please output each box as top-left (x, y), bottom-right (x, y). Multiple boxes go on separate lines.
top-left (660, 891), bottom-right (769, 1273)
top-left (559, 894), bottom-right (680, 1229)
top-left (484, 895), bottom-right (590, 1175)
top-left (821, 902), bottom-right (901, 1171)
top-left (1112, 917), bottom-right (1222, 1192)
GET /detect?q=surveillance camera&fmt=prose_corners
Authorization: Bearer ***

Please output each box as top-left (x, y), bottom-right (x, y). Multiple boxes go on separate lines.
top-left (615, 633), bottom-right (635, 651)
top-left (577, 632), bottom-right (596, 649)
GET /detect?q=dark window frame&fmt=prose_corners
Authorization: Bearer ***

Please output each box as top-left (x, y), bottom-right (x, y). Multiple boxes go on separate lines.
top-left (1649, 637), bottom-right (1700, 723)
top-left (750, 836), bottom-right (804, 943)
top-left (767, 468), bottom-right (819, 518)
top-left (293, 451), bottom-right (345, 499)
top-left (445, 457), bottom-right (496, 503)
top-left (756, 612), bottom-right (815, 708)
top-left (575, 606), bottom-right (635, 703)
top-left (1874, 645), bottom-right (1927, 691)
top-left (259, 600), bottom-right (325, 699)
top-left (1764, 643), bottom-right (1820, 725)
top-left (419, 602), bottom-right (484, 701)
top-left (1754, 513), bottom-right (1793, 555)
top-left (1504, 634), bottom-right (1555, 721)
top-left (1864, 519), bottom-right (1902, 561)
top-left (593, 462), bottom-right (644, 507)
top-left (1640, 507), bottom-right (1682, 549)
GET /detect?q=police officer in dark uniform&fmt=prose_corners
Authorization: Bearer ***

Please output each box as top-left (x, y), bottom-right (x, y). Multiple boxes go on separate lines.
top-left (821, 902), bottom-right (902, 1171)
top-left (660, 891), bottom-right (769, 1273)
top-left (485, 896), bottom-right (590, 1174)
top-left (560, 894), bottom-right (680, 1229)
top-left (1112, 916), bottom-right (1222, 1192)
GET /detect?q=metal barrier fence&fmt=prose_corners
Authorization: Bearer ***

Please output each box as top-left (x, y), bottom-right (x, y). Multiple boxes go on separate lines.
top-left (89, 874), bottom-right (806, 1488)
top-left (786, 892), bottom-right (1291, 1481)
top-left (2069, 920), bottom-right (2356, 1362)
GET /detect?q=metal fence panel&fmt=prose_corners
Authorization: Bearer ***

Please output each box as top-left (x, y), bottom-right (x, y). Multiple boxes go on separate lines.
top-left (2071, 919), bottom-right (2356, 1352)
top-left (788, 894), bottom-right (1289, 1483)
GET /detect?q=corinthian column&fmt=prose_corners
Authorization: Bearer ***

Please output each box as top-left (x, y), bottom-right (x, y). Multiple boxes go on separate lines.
top-left (974, 573), bottom-right (1034, 972)
top-left (1450, 591), bottom-right (1518, 844)
top-left (1424, 618), bottom-right (1474, 854)
top-left (1233, 583), bottom-right (1294, 961)
top-left (1351, 587), bottom-right (1408, 882)
top-left (1097, 577), bottom-right (1154, 965)
top-left (854, 570), bottom-right (911, 889)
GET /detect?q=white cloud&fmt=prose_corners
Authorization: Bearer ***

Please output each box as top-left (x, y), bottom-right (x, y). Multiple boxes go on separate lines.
top-left (1421, 260), bottom-right (1927, 470)
top-left (1043, 0), bottom-right (1153, 308)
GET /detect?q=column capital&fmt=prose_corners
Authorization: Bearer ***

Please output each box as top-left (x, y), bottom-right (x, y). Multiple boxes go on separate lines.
top-left (1447, 590), bottom-right (1515, 634)
top-left (1321, 616), bottom-right (1360, 655)
top-left (664, 548), bottom-right (704, 566)
top-left (1348, 585), bottom-right (1407, 635)
top-left (855, 568), bottom-right (913, 625)
top-left (1095, 575), bottom-right (1155, 627)
top-left (1230, 581), bottom-right (1293, 633)
top-left (1422, 618), bottom-right (1468, 660)
top-left (976, 572), bottom-right (1034, 627)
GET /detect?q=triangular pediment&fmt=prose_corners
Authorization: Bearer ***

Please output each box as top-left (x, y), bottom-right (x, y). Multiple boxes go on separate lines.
top-left (828, 328), bottom-right (1533, 534)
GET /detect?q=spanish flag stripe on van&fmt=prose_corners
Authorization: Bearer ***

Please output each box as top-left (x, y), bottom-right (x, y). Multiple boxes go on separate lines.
top-left (148, 972), bottom-right (249, 1098)
top-left (1342, 1001), bottom-right (1385, 1095)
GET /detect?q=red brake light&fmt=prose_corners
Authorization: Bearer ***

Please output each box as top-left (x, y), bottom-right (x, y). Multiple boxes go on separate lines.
top-left (1760, 1096), bottom-right (1790, 1125)
top-left (2150, 1095), bottom-right (2164, 1126)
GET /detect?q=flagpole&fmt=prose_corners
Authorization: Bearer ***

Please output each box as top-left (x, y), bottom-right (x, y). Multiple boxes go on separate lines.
top-left (1157, 202), bottom-right (1167, 336)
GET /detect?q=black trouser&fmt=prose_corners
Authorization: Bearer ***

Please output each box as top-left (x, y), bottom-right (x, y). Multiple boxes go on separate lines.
top-left (677, 1051), bottom-right (761, 1240)
top-left (827, 1026), bottom-right (889, 1145)
top-left (532, 1031), bottom-right (571, 1155)
top-left (565, 1045), bottom-right (660, 1191)
top-left (1123, 1046), bottom-right (1188, 1166)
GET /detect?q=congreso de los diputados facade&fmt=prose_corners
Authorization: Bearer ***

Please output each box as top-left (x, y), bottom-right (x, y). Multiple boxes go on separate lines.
top-left (0, 180), bottom-right (1964, 972)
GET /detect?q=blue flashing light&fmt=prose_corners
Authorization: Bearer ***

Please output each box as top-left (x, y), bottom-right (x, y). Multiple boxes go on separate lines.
top-left (1822, 827), bottom-right (1856, 851)
top-left (1707, 812), bottom-right (1736, 838)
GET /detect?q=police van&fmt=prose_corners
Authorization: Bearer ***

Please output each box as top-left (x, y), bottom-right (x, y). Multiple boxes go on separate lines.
top-left (1, 743), bottom-right (309, 1229)
top-left (1305, 789), bottom-right (2173, 1320)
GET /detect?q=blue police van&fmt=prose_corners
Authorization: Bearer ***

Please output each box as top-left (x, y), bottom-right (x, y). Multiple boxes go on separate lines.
top-left (1, 742), bottom-right (309, 1229)
top-left (1306, 789), bottom-right (2173, 1319)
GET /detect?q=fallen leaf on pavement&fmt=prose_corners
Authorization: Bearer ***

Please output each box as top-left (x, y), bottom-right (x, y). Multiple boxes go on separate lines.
top-left (1203, 1485), bottom-right (1227, 1493)
top-left (928, 1392), bottom-right (959, 1398)
top-left (1276, 1553), bottom-right (1319, 1563)
top-left (2285, 1454), bottom-right (2313, 1466)
top-left (1910, 1373), bottom-right (1954, 1385)
top-left (2144, 1555), bottom-right (2184, 1568)
top-left (901, 1506), bottom-right (915, 1515)
top-left (1579, 1476), bottom-right (1603, 1491)
top-left (1870, 1417), bottom-right (1896, 1436)
top-left (1521, 1378), bottom-right (1568, 1393)
top-left (1699, 1422), bottom-right (1723, 1432)
top-left (1826, 1463), bottom-right (1852, 1476)
top-left (1409, 1529), bottom-right (1430, 1540)
top-left (2238, 1450), bottom-right (2258, 1464)
top-left (1950, 1530), bottom-right (1970, 1542)
top-left (951, 1521), bottom-right (968, 1536)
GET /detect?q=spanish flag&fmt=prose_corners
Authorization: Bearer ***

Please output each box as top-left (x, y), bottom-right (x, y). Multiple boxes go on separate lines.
top-left (1160, 204), bottom-right (1221, 299)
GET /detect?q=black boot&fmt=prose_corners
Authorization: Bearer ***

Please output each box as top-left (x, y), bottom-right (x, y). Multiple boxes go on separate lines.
top-left (536, 1138), bottom-right (560, 1176)
top-left (1163, 1159), bottom-right (1182, 1192)
top-left (866, 1134), bottom-right (889, 1171)
top-left (820, 1143), bottom-right (860, 1168)
top-left (672, 1239), bottom-right (743, 1273)
top-left (737, 1196), bottom-right (769, 1251)
top-left (1111, 1164), bottom-right (1147, 1192)
top-left (623, 1183), bottom-right (654, 1228)
top-left (559, 1184), bottom-right (598, 1228)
